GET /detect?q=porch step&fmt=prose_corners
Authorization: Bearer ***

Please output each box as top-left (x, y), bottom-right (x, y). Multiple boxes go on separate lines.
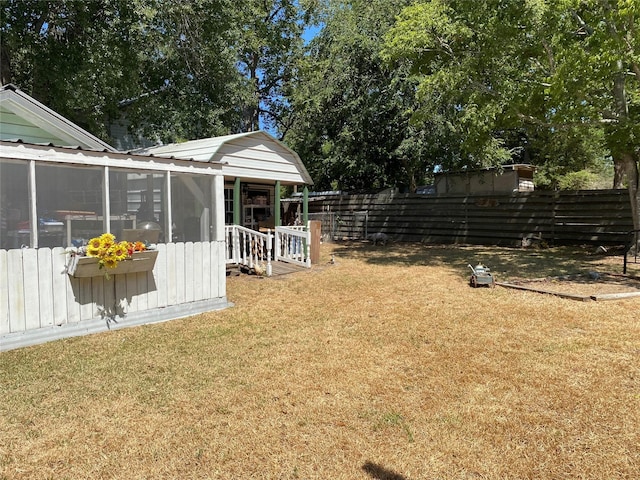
top-left (226, 261), bottom-right (308, 277)
top-left (226, 265), bottom-right (242, 276)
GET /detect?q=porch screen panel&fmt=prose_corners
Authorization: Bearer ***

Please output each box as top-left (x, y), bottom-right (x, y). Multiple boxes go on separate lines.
top-left (110, 170), bottom-right (166, 244)
top-left (171, 173), bottom-right (214, 243)
top-left (0, 160), bottom-right (29, 250)
top-left (35, 164), bottom-right (103, 248)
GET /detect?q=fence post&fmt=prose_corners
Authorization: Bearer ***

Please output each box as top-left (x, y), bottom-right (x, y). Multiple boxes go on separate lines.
top-left (305, 221), bottom-right (312, 267)
top-left (232, 226), bottom-right (239, 264)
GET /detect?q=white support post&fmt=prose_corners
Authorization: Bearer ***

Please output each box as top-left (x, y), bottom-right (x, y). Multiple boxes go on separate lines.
top-left (274, 228), bottom-right (281, 262)
top-left (233, 227), bottom-right (240, 264)
top-left (165, 171), bottom-right (172, 243)
top-left (28, 160), bottom-right (37, 248)
top-left (212, 175), bottom-right (225, 242)
top-left (103, 166), bottom-right (110, 234)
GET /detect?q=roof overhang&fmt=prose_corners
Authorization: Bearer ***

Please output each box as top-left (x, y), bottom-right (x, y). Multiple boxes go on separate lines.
top-left (0, 140), bottom-right (223, 176)
top-left (0, 84), bottom-right (117, 152)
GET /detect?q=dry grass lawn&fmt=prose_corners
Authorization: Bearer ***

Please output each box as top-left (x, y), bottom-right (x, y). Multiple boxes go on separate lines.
top-left (1, 242), bottom-right (639, 479)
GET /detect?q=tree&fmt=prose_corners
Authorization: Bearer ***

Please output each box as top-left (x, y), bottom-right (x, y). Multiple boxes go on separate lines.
top-left (285, 0), bottom-right (448, 191)
top-left (1, 0), bottom-right (256, 142)
top-left (120, 0), bottom-right (247, 141)
top-left (383, 0), bottom-right (640, 235)
top-left (234, 0), bottom-right (308, 135)
top-left (1, 0), bottom-right (147, 138)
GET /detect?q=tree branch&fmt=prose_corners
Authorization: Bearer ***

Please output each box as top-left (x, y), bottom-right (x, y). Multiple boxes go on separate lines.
top-left (541, 38), bottom-right (555, 73)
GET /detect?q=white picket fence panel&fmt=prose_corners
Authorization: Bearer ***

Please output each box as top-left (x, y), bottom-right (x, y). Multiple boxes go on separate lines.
top-left (0, 241), bottom-right (228, 351)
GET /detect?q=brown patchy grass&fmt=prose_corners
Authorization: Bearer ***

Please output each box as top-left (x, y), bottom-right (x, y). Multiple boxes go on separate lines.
top-left (1, 242), bottom-right (639, 480)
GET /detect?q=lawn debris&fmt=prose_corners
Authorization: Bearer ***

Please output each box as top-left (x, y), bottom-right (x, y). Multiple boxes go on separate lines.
top-left (497, 271), bottom-right (640, 301)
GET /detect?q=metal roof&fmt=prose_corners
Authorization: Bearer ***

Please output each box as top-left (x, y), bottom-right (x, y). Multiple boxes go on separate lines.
top-left (137, 130), bottom-right (313, 185)
top-left (0, 139), bottom-right (223, 175)
top-left (0, 84), bottom-right (117, 152)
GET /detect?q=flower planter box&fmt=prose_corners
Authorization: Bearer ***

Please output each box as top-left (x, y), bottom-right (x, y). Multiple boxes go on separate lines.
top-left (68, 250), bottom-right (158, 278)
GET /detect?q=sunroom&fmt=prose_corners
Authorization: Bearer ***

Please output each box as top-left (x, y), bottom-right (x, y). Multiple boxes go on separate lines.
top-left (0, 139), bottom-right (230, 350)
top-left (0, 84), bottom-right (314, 351)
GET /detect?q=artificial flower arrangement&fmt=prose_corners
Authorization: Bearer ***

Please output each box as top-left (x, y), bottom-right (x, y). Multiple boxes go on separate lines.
top-left (84, 233), bottom-right (147, 269)
top-left (67, 233), bottom-right (157, 278)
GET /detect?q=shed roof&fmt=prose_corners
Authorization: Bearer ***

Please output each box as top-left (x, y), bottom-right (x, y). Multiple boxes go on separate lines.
top-left (137, 131), bottom-right (313, 185)
top-left (435, 164), bottom-right (536, 177)
top-left (0, 84), bottom-right (116, 152)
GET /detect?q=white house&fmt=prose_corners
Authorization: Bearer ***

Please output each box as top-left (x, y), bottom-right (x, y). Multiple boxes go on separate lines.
top-left (0, 85), bottom-right (313, 351)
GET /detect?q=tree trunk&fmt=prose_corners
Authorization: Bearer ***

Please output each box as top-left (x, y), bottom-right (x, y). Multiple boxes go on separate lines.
top-left (629, 156), bottom-right (640, 250)
top-left (613, 159), bottom-right (626, 188)
top-left (611, 67), bottom-right (639, 244)
top-left (619, 152), bottom-right (640, 252)
top-left (0, 43), bottom-right (12, 86)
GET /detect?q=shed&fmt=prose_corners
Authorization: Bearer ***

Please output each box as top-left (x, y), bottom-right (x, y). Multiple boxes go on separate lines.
top-left (435, 164), bottom-right (536, 195)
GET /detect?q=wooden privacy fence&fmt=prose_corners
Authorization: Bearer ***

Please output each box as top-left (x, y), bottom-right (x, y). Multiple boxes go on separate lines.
top-left (0, 241), bottom-right (228, 351)
top-left (308, 189), bottom-right (634, 246)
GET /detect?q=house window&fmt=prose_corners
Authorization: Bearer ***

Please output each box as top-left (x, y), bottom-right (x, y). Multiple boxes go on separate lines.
top-left (224, 187), bottom-right (234, 225)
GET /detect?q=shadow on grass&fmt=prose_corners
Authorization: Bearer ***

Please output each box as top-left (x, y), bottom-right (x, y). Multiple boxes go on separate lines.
top-left (330, 241), bottom-right (631, 281)
top-left (362, 461), bottom-right (409, 480)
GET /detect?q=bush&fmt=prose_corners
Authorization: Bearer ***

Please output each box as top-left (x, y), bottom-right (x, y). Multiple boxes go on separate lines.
top-left (557, 170), bottom-right (598, 190)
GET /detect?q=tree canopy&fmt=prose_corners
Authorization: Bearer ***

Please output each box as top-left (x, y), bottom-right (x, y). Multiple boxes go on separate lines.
top-left (284, 0), bottom-right (446, 191)
top-left (0, 0), bottom-right (309, 142)
top-left (2, 0), bottom-right (639, 232)
top-left (382, 0), bottom-right (639, 230)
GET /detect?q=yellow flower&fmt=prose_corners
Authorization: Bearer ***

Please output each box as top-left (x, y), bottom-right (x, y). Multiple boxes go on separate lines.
top-left (113, 242), bottom-right (129, 261)
top-left (102, 256), bottom-right (118, 269)
top-left (99, 233), bottom-right (116, 244)
top-left (81, 232), bottom-right (150, 277)
top-left (99, 233), bottom-right (115, 250)
top-left (86, 237), bottom-right (102, 256)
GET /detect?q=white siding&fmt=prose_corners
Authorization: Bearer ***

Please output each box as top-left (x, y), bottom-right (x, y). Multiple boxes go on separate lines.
top-left (0, 242), bottom-right (230, 351)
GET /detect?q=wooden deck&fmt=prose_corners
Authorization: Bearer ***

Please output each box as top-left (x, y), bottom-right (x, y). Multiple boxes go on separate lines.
top-left (270, 260), bottom-right (308, 276)
top-left (227, 260), bottom-right (309, 277)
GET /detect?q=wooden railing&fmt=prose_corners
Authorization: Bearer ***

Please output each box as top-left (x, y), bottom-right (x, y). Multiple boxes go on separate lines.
top-left (274, 224), bottom-right (312, 268)
top-left (224, 223), bottom-right (312, 274)
top-left (224, 225), bottom-right (273, 276)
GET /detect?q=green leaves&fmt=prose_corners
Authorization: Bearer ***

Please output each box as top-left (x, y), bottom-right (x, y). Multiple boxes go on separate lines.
top-left (285, 0), bottom-right (443, 191)
top-left (1, 0), bottom-right (309, 143)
